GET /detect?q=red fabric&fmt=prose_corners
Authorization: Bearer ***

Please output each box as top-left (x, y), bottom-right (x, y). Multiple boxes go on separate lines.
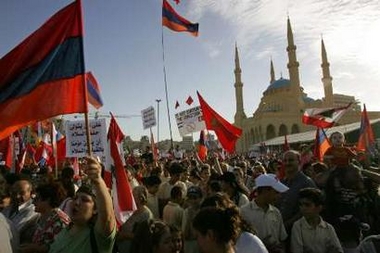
top-left (313, 128), bottom-right (330, 162)
top-left (0, 1), bottom-right (82, 86)
top-left (56, 137), bottom-right (67, 162)
top-left (197, 91), bottom-right (242, 153)
top-left (0, 0), bottom-right (86, 140)
top-left (162, 0), bottom-right (199, 37)
top-left (186, 95), bottom-right (194, 105)
top-left (302, 103), bottom-right (352, 128)
top-left (34, 139), bottom-right (52, 164)
top-left (357, 104), bottom-right (375, 153)
top-left (86, 72), bottom-right (103, 109)
top-left (0, 76), bottom-right (86, 141)
top-left (324, 146), bottom-right (357, 167)
top-left (198, 130), bottom-right (207, 161)
top-left (107, 115), bottom-right (136, 227)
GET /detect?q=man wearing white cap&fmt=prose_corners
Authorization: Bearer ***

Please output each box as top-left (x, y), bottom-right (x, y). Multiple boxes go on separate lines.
top-left (241, 173), bottom-right (288, 253)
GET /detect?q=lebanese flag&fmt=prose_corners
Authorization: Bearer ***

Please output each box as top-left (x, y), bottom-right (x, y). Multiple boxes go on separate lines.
top-left (302, 103), bottom-right (352, 128)
top-left (105, 114), bottom-right (136, 227)
top-left (197, 91), bottom-right (242, 153)
top-left (34, 133), bottom-right (52, 166)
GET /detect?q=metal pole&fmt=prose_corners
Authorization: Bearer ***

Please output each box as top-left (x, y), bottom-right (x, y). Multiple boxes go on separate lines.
top-left (156, 99), bottom-right (161, 149)
top-left (161, 28), bottom-right (174, 150)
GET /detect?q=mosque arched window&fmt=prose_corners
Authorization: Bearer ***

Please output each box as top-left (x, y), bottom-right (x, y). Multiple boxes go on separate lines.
top-left (266, 125), bottom-right (276, 140)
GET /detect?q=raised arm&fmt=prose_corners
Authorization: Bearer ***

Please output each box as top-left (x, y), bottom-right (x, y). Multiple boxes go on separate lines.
top-left (85, 157), bottom-right (116, 236)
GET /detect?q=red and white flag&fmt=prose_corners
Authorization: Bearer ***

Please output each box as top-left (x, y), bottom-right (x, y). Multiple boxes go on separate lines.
top-left (302, 103), bottom-right (352, 128)
top-left (105, 114), bottom-right (136, 227)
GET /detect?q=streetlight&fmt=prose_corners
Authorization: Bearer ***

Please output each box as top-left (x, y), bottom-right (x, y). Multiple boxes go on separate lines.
top-left (155, 99), bottom-right (161, 149)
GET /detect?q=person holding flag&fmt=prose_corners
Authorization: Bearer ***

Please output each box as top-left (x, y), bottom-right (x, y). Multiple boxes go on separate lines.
top-left (49, 156), bottom-right (116, 253)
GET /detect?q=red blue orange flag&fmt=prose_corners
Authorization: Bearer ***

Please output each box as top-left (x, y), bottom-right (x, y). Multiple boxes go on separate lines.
top-left (162, 0), bottom-right (199, 37)
top-left (86, 72), bottom-right (103, 109)
top-left (314, 128), bottom-right (330, 161)
top-left (357, 104), bottom-right (375, 154)
top-left (197, 91), bottom-right (242, 153)
top-left (0, 1), bottom-right (87, 140)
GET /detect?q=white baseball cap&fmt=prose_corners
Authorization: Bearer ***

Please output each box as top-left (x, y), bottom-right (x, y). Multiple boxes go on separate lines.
top-left (254, 173), bottom-right (289, 193)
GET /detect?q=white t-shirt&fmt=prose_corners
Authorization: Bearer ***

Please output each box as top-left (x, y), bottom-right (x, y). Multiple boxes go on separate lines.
top-left (235, 232), bottom-right (268, 253)
top-left (0, 213), bottom-right (19, 253)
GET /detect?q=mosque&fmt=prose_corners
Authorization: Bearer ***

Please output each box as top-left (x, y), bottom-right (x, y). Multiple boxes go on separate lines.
top-left (233, 18), bottom-right (380, 153)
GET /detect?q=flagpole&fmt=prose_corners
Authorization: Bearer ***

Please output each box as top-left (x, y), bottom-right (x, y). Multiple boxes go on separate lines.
top-left (51, 121), bottom-right (59, 179)
top-left (77, 0), bottom-right (92, 156)
top-left (161, 27), bottom-right (174, 150)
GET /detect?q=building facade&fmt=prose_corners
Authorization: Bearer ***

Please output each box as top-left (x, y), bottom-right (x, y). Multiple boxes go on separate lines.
top-left (234, 18), bottom-right (380, 152)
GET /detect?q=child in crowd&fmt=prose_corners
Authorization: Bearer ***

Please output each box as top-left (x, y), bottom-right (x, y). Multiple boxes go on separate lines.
top-left (142, 175), bottom-right (162, 219)
top-left (163, 186), bottom-right (184, 229)
top-left (291, 188), bottom-right (343, 253)
top-left (323, 131), bottom-right (356, 169)
top-left (241, 173), bottom-right (288, 253)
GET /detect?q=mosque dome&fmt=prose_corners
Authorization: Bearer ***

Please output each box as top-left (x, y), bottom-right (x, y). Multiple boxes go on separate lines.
top-left (266, 77), bottom-right (291, 91)
top-left (303, 96), bottom-right (315, 103)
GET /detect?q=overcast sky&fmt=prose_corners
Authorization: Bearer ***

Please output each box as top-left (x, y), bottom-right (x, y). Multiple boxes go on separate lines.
top-left (2, 0), bottom-right (380, 141)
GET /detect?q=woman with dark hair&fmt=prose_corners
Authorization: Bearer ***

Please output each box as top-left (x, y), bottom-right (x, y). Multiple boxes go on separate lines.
top-left (130, 219), bottom-right (174, 253)
top-left (59, 166), bottom-right (77, 217)
top-left (193, 206), bottom-right (241, 253)
top-left (200, 193), bottom-right (268, 253)
top-left (219, 172), bottom-right (249, 207)
top-left (48, 157), bottom-right (116, 253)
top-left (19, 182), bottom-right (70, 253)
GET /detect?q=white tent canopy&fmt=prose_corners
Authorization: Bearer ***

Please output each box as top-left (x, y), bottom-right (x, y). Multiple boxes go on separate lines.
top-left (252, 118), bottom-right (380, 147)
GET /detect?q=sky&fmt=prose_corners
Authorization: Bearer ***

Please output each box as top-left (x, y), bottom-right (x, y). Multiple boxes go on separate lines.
top-left (2, 0), bottom-right (380, 142)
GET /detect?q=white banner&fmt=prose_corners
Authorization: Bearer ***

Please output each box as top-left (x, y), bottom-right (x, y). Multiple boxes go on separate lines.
top-left (141, 106), bottom-right (156, 130)
top-left (175, 106), bottom-right (206, 137)
top-left (65, 119), bottom-right (107, 157)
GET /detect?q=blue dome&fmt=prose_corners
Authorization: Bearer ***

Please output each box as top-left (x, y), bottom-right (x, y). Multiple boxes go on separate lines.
top-left (266, 78), bottom-right (291, 91)
top-left (303, 96), bottom-right (315, 103)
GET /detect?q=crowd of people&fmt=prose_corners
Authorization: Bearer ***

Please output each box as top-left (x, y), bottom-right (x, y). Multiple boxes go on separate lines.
top-left (0, 131), bottom-right (380, 253)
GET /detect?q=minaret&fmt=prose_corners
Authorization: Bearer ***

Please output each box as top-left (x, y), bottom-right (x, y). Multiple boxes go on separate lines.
top-left (286, 17), bottom-right (303, 106)
top-left (321, 39), bottom-right (334, 107)
top-left (234, 43), bottom-right (247, 123)
top-left (270, 58), bottom-right (276, 84)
